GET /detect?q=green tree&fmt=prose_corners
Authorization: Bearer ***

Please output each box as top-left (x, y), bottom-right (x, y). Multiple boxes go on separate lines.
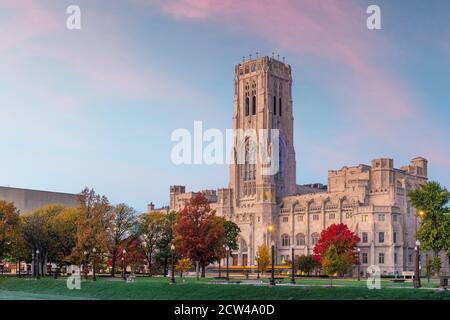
top-left (224, 220), bottom-right (240, 250)
top-left (322, 245), bottom-right (353, 286)
top-left (137, 211), bottom-right (167, 275)
top-left (295, 255), bottom-right (319, 276)
top-left (255, 244), bottom-right (270, 275)
top-left (155, 211), bottom-right (177, 276)
top-left (108, 203), bottom-right (138, 276)
top-left (409, 181), bottom-right (450, 275)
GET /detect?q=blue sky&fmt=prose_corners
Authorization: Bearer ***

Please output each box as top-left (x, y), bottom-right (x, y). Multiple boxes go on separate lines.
top-left (1, 0), bottom-right (449, 211)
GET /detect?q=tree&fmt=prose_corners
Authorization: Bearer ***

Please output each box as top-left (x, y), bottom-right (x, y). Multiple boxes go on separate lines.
top-left (295, 255), bottom-right (319, 276)
top-left (0, 201), bottom-right (21, 261)
top-left (22, 205), bottom-right (65, 275)
top-left (137, 212), bottom-right (166, 275)
top-left (46, 207), bottom-right (78, 267)
top-left (173, 194), bottom-right (225, 278)
top-left (322, 245), bottom-right (354, 286)
top-left (409, 181), bottom-right (450, 275)
top-left (224, 220), bottom-right (240, 250)
top-left (155, 211), bottom-right (177, 276)
top-left (255, 244), bottom-right (270, 275)
top-left (108, 203), bottom-right (138, 276)
top-left (71, 188), bottom-right (112, 265)
top-left (176, 258), bottom-right (191, 277)
top-left (313, 223), bottom-right (360, 266)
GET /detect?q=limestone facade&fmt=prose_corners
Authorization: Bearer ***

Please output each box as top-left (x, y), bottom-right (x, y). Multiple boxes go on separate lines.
top-left (160, 56), bottom-right (437, 275)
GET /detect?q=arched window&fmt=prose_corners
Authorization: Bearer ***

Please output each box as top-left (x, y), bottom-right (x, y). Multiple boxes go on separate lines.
top-left (273, 96), bottom-right (277, 115)
top-left (296, 233), bottom-right (305, 246)
top-left (281, 234), bottom-right (290, 247)
top-left (252, 96), bottom-right (256, 115)
top-left (245, 97), bottom-right (249, 116)
top-left (244, 138), bottom-right (256, 182)
top-left (279, 97), bottom-right (282, 116)
top-left (311, 233), bottom-right (319, 246)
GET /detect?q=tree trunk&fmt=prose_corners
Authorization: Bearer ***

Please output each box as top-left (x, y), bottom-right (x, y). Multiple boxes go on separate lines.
top-left (201, 263), bottom-right (206, 278)
top-left (111, 253), bottom-right (117, 277)
top-left (148, 259), bottom-right (152, 277)
top-left (196, 261), bottom-right (199, 280)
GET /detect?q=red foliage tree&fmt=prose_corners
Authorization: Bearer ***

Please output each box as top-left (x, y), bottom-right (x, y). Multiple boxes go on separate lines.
top-left (173, 193), bottom-right (225, 277)
top-left (312, 223), bottom-right (360, 265)
top-left (107, 238), bottom-right (146, 271)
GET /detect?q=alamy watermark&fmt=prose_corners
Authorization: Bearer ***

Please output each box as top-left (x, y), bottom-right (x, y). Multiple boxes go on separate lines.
top-left (170, 121), bottom-right (280, 176)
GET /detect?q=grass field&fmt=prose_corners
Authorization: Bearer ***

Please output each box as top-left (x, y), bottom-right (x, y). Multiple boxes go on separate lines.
top-left (0, 276), bottom-right (449, 300)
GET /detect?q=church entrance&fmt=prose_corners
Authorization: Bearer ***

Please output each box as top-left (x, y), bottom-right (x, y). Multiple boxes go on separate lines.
top-left (232, 254), bottom-right (238, 266)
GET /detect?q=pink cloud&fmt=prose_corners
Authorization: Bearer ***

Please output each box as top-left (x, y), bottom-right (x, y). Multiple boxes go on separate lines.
top-left (148, 0), bottom-right (450, 169)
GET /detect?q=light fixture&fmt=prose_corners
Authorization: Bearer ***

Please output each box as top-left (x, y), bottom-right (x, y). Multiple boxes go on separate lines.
top-left (415, 240), bottom-right (420, 247)
top-left (92, 247), bottom-right (97, 253)
top-left (170, 244), bottom-right (175, 251)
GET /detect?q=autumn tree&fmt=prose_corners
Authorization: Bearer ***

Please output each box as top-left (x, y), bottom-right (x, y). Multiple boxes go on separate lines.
top-left (313, 223), bottom-right (360, 267)
top-left (71, 188), bottom-right (112, 265)
top-left (409, 181), bottom-right (450, 275)
top-left (176, 258), bottom-right (192, 277)
top-left (137, 212), bottom-right (166, 275)
top-left (108, 203), bottom-right (138, 276)
top-left (46, 207), bottom-right (78, 266)
top-left (0, 201), bottom-right (21, 261)
top-left (255, 244), bottom-right (270, 275)
top-left (173, 194), bottom-right (225, 278)
top-left (22, 205), bottom-right (66, 275)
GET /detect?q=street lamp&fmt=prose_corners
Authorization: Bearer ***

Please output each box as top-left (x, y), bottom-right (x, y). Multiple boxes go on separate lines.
top-left (122, 249), bottom-right (127, 280)
top-left (35, 249), bottom-right (40, 280)
top-left (225, 245), bottom-right (230, 281)
top-left (291, 246), bottom-right (295, 284)
top-left (83, 251), bottom-right (88, 280)
top-left (267, 225), bottom-right (275, 286)
top-left (170, 244), bottom-right (176, 284)
top-left (414, 240), bottom-right (421, 288)
top-left (92, 247), bottom-right (97, 281)
top-left (357, 248), bottom-right (361, 281)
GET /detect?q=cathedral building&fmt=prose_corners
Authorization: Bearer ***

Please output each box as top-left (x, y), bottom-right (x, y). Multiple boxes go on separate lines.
top-left (160, 56), bottom-right (429, 276)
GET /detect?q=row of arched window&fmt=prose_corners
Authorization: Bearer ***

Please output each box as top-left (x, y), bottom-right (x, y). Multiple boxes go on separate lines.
top-left (281, 233), bottom-right (319, 247)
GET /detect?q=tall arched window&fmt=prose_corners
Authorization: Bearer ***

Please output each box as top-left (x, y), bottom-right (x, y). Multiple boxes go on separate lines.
top-left (281, 234), bottom-right (290, 247)
top-left (273, 96), bottom-right (277, 115)
top-left (296, 233), bottom-right (305, 246)
top-left (279, 97), bottom-right (282, 116)
top-left (245, 97), bottom-right (249, 116)
top-left (252, 96), bottom-right (256, 115)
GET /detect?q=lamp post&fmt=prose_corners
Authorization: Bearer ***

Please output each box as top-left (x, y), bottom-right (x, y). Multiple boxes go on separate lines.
top-left (414, 240), bottom-right (421, 288)
top-left (267, 225), bottom-right (275, 286)
top-left (225, 245), bottom-right (230, 281)
top-left (17, 257), bottom-right (21, 278)
top-left (83, 251), bottom-right (88, 280)
top-left (92, 247), bottom-right (97, 281)
top-left (291, 246), bottom-right (295, 285)
top-left (122, 249), bottom-right (127, 280)
top-left (35, 249), bottom-right (40, 280)
top-left (170, 244), bottom-right (176, 284)
top-left (357, 248), bottom-right (361, 281)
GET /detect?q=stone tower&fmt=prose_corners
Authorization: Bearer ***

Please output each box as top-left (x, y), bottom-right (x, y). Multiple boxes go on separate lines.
top-left (229, 56), bottom-right (296, 205)
top-left (227, 56), bottom-right (297, 256)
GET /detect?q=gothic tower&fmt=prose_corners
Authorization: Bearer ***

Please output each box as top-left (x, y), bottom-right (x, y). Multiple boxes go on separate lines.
top-left (229, 55), bottom-right (296, 206)
top-left (226, 56), bottom-right (297, 262)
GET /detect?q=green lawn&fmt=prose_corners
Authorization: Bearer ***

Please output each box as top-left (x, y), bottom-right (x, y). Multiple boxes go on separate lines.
top-left (0, 276), bottom-right (449, 300)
